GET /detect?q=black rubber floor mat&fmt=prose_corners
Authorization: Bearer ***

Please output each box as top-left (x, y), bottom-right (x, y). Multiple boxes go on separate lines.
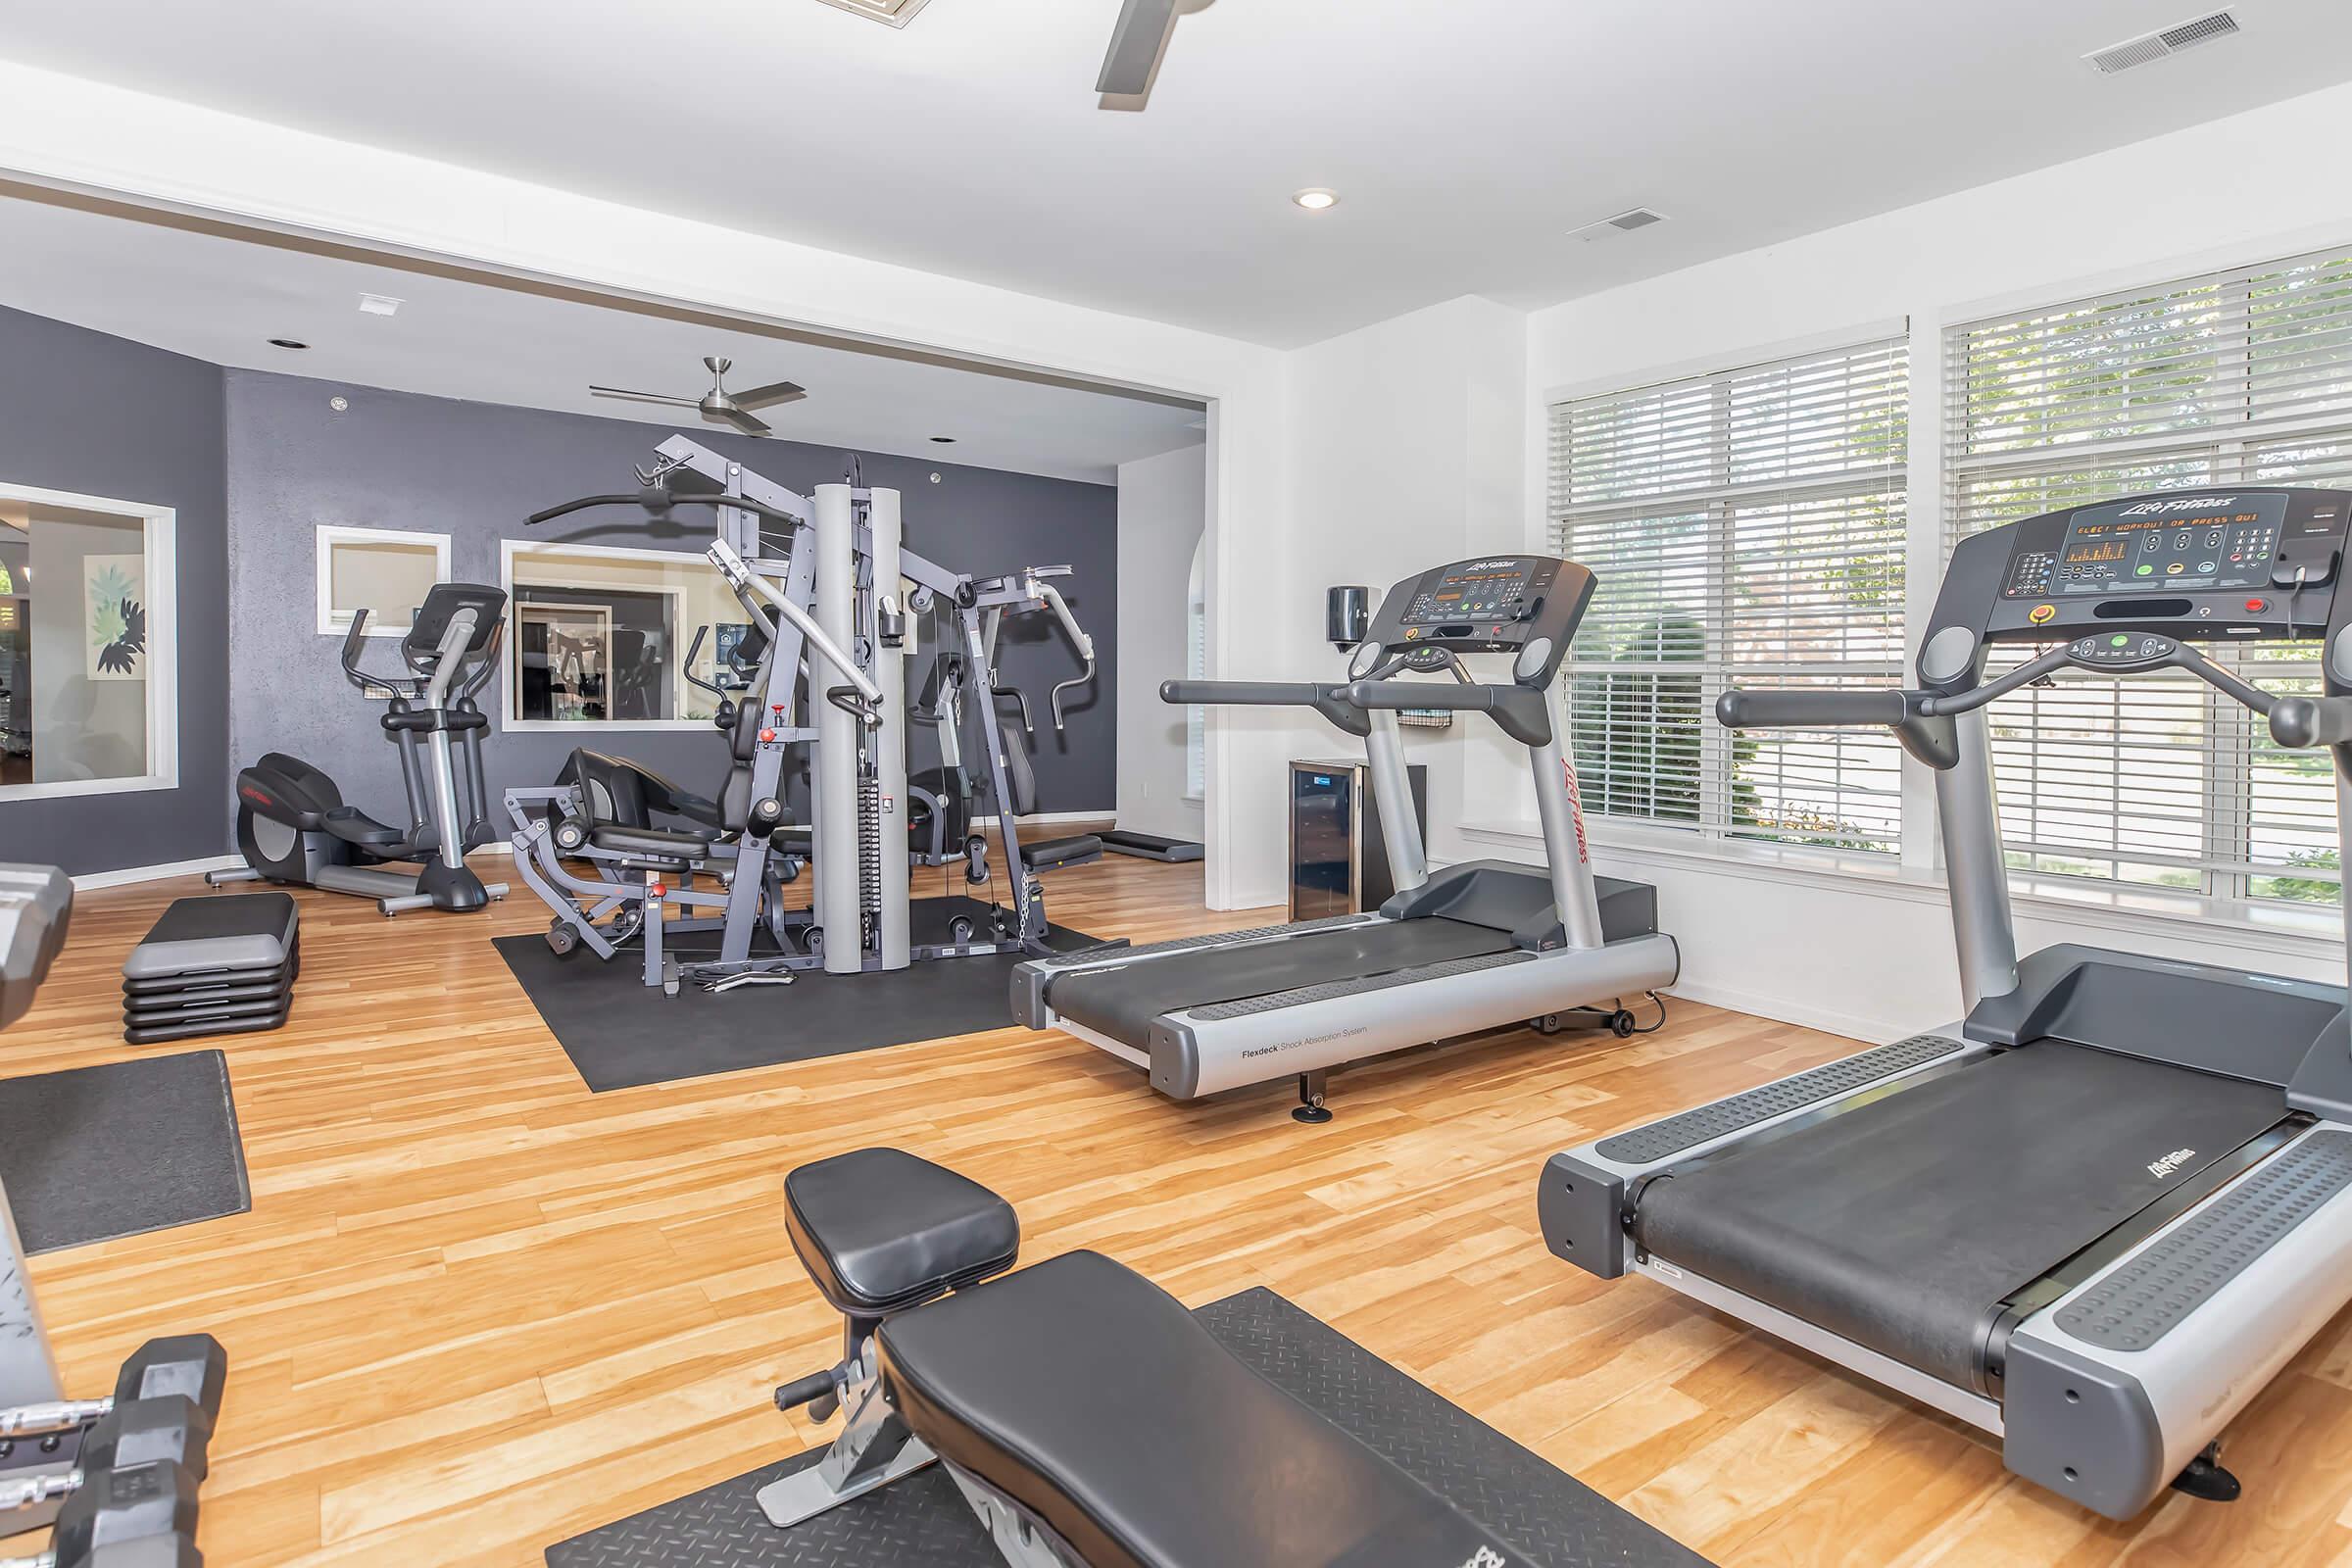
top-left (0, 1050), bottom-right (252, 1252)
top-left (545, 1287), bottom-right (1711, 1567)
top-left (497, 897), bottom-right (1101, 1094)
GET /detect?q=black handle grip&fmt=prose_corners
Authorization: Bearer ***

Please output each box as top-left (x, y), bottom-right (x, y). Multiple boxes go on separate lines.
top-left (1160, 680), bottom-right (1332, 706)
top-left (827, 685), bottom-right (883, 730)
top-left (1716, 688), bottom-right (1911, 729)
top-left (773, 1371), bottom-right (838, 1412)
top-left (1338, 680), bottom-right (1498, 711)
top-left (2271, 695), bottom-right (2352, 750)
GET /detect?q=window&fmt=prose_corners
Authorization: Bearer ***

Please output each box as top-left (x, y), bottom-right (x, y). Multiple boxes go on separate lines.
top-left (1549, 336), bottom-right (1910, 854)
top-left (500, 541), bottom-right (739, 731)
top-left (1945, 244), bottom-right (2352, 912)
top-left (316, 525), bottom-right (449, 636)
top-left (0, 482), bottom-right (177, 800)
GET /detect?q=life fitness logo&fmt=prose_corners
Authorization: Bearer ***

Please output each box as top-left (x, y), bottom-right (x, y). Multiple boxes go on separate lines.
top-left (1563, 759), bottom-right (1590, 865)
top-left (2122, 496), bottom-right (2236, 515)
top-left (1464, 559), bottom-right (1517, 571)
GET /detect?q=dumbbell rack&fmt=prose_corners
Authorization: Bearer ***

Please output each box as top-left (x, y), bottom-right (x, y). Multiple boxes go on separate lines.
top-left (1, 866), bottom-right (77, 1534)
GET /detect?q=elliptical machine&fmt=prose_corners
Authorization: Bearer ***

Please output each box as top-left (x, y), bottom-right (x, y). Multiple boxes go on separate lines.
top-left (211, 583), bottom-right (510, 916)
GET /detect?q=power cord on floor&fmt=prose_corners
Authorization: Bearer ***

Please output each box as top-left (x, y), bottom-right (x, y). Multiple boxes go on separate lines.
top-left (1567, 990), bottom-right (1669, 1036)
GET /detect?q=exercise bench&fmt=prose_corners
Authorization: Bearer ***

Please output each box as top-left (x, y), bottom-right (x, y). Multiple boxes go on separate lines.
top-left (762, 1148), bottom-right (1524, 1567)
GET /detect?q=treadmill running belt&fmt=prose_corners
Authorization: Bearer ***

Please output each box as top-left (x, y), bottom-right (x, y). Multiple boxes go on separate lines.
top-left (1045, 917), bottom-right (1509, 1047)
top-left (1634, 1043), bottom-right (2284, 1389)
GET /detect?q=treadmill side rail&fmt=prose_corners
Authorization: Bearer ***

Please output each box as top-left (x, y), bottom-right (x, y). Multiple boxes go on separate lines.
top-left (2004, 1120), bottom-right (2352, 1519)
top-left (1152, 931), bottom-right (1680, 1099)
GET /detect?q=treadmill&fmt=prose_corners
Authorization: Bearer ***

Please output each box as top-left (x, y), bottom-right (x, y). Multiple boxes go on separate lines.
top-left (1012, 554), bottom-right (1679, 1119)
top-left (1542, 487), bottom-right (2352, 1520)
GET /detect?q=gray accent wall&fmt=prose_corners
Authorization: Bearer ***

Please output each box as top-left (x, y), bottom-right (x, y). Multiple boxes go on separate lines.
top-left (0, 304), bottom-right (228, 876)
top-left (222, 369), bottom-right (1116, 834)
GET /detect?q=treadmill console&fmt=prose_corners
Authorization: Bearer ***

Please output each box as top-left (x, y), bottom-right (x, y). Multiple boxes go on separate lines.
top-left (1973, 488), bottom-right (2349, 644)
top-left (1364, 555), bottom-right (1595, 685)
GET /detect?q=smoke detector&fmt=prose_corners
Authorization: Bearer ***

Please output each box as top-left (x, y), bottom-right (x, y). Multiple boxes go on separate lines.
top-left (811, 0), bottom-right (932, 24)
top-left (1568, 208), bottom-right (1668, 242)
top-left (2084, 11), bottom-right (2240, 74)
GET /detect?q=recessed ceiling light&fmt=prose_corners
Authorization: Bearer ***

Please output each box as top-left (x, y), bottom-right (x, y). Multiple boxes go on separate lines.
top-left (1292, 188), bottom-right (1341, 212)
top-left (268, 338), bottom-right (310, 350)
top-left (358, 293), bottom-right (404, 318)
top-left (930, 436), bottom-right (957, 444)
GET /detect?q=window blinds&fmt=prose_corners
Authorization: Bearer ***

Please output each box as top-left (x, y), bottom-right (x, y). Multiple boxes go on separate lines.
top-left (1944, 244), bottom-right (2352, 908)
top-left (1550, 338), bottom-right (1910, 853)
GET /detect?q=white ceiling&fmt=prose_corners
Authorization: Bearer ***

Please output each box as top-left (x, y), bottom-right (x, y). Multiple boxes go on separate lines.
top-left (3, 1), bottom-right (2351, 347)
top-left (0, 195), bottom-right (1203, 484)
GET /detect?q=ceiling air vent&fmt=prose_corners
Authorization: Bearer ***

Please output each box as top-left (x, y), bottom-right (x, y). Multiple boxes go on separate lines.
top-left (810, 0), bottom-right (932, 25)
top-left (1569, 208), bottom-right (1668, 242)
top-left (2084, 10), bottom-right (2240, 74)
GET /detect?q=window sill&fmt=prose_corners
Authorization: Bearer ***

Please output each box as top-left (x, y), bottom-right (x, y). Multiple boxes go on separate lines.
top-left (0, 771), bottom-right (181, 804)
top-left (1455, 817), bottom-right (2346, 961)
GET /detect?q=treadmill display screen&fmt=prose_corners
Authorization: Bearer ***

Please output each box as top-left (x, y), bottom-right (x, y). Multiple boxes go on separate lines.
top-left (2049, 494), bottom-right (2286, 595)
top-left (1402, 560), bottom-right (1537, 625)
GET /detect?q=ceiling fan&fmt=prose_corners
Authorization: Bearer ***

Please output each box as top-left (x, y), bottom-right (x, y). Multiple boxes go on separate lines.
top-left (1097, 0), bottom-right (1189, 101)
top-left (589, 356), bottom-right (806, 437)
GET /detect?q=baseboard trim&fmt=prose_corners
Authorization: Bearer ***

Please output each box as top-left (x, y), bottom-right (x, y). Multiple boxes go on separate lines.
top-left (1660, 976), bottom-right (1895, 1047)
top-left (72, 854), bottom-right (242, 891)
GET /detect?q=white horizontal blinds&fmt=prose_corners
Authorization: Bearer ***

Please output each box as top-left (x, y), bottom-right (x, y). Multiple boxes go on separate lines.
top-left (1551, 338), bottom-right (1908, 852)
top-left (1944, 245), bottom-right (2352, 909)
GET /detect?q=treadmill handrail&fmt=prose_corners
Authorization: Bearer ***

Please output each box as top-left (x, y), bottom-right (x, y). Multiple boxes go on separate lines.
top-left (2274, 693), bottom-right (2352, 749)
top-left (1719, 640), bottom-right (2295, 770)
top-left (1159, 679), bottom-right (1371, 738)
top-left (1338, 678), bottom-right (1553, 748)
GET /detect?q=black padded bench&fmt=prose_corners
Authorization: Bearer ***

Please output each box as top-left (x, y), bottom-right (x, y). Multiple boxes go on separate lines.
top-left (760, 1148), bottom-right (1522, 1567)
top-left (1017, 835), bottom-right (1103, 876)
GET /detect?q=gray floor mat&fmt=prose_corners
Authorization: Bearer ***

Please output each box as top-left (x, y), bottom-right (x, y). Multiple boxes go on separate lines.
top-left (0, 1049), bottom-right (251, 1252)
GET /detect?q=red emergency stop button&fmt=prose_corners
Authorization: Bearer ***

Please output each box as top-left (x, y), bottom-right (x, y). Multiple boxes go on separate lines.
top-left (2247, 598), bottom-right (2270, 612)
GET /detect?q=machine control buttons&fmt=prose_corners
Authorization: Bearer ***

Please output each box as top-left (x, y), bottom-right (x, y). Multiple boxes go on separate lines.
top-left (2028, 603), bottom-right (2057, 625)
top-left (2070, 633), bottom-right (2177, 666)
top-left (2004, 550), bottom-right (2056, 597)
top-left (2247, 598), bottom-right (2270, 613)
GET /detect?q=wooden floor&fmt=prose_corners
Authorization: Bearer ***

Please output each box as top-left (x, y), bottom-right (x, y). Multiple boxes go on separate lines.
top-left (10, 850), bottom-right (2352, 1567)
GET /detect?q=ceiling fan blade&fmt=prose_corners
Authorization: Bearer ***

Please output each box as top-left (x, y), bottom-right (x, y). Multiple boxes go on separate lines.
top-left (731, 379), bottom-right (808, 411)
top-left (718, 407), bottom-right (774, 437)
top-left (1098, 0), bottom-right (1182, 96)
top-left (590, 385), bottom-right (699, 407)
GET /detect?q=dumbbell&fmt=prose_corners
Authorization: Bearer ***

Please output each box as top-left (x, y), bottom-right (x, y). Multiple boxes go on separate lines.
top-left (3, 1396), bottom-right (216, 1514)
top-left (0, 1461), bottom-right (201, 1568)
top-left (0, 1337), bottom-right (228, 1456)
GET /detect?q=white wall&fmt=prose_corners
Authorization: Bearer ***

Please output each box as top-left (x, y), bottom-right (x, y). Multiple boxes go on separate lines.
top-left (1479, 78), bottom-right (2352, 1041)
top-left (1115, 444), bottom-right (1207, 841)
top-left (1281, 295), bottom-right (1529, 865)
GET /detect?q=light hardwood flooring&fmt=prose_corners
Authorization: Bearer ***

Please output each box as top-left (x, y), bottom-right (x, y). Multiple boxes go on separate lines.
top-left (8, 848), bottom-right (2352, 1566)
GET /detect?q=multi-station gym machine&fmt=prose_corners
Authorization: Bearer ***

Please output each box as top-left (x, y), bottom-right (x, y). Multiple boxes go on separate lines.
top-left (508, 437), bottom-right (1103, 994)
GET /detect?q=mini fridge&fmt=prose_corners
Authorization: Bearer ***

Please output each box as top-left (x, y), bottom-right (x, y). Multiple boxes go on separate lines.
top-left (1289, 759), bottom-right (1429, 919)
